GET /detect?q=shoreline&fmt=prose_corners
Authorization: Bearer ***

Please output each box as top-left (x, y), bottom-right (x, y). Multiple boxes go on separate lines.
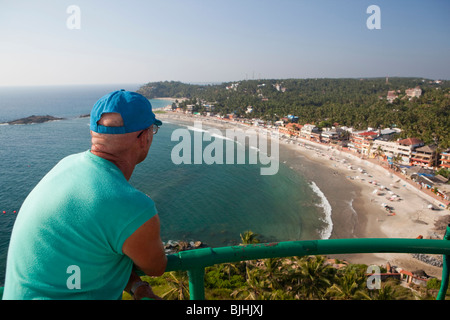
top-left (159, 112), bottom-right (449, 278)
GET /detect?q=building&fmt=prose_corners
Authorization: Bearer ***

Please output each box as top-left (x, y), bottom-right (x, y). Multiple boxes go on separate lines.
top-left (399, 269), bottom-right (432, 287)
top-left (377, 128), bottom-right (400, 141)
top-left (411, 145), bottom-right (438, 168)
top-left (370, 134), bottom-right (423, 165)
top-left (387, 91), bottom-right (398, 103)
top-left (396, 138), bottom-right (425, 163)
top-left (321, 129), bottom-right (340, 144)
top-left (370, 139), bottom-right (404, 163)
top-left (405, 86), bottom-right (422, 99)
top-left (279, 123), bottom-right (302, 137)
top-left (300, 124), bottom-right (321, 142)
top-left (439, 149), bottom-right (450, 169)
top-left (348, 131), bottom-right (378, 155)
top-left (286, 114), bottom-right (299, 123)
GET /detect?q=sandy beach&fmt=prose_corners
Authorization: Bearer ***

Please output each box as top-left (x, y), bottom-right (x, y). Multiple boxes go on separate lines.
top-left (158, 112), bottom-right (449, 278)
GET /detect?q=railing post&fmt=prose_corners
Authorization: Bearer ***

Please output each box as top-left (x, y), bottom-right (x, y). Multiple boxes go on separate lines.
top-left (437, 224), bottom-right (450, 300)
top-left (187, 267), bottom-right (205, 300)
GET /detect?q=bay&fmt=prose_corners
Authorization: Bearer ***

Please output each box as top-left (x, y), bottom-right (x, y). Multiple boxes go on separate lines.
top-left (0, 85), bottom-right (327, 285)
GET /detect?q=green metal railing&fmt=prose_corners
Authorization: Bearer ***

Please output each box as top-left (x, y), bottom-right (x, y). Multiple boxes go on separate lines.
top-left (2, 226), bottom-right (449, 300)
top-left (162, 228), bottom-right (450, 300)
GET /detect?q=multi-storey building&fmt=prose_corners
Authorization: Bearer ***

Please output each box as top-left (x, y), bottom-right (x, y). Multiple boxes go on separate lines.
top-left (440, 150), bottom-right (450, 169)
top-left (300, 124), bottom-right (321, 142)
top-left (411, 145), bottom-right (438, 168)
top-left (348, 131), bottom-right (378, 155)
top-left (396, 138), bottom-right (425, 163)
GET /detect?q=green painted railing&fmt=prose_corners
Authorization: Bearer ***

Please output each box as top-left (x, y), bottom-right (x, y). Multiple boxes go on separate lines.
top-left (162, 230), bottom-right (450, 300)
top-left (2, 226), bottom-right (449, 300)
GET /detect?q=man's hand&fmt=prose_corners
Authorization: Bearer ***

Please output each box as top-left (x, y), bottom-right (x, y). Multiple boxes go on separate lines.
top-left (124, 271), bottom-right (163, 300)
top-left (132, 282), bottom-right (162, 300)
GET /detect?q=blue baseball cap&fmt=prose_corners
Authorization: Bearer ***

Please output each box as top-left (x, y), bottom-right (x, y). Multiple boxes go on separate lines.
top-left (90, 89), bottom-right (162, 134)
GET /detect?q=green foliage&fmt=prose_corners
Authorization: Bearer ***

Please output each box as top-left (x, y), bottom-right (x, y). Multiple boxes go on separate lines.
top-left (138, 78), bottom-right (450, 148)
top-left (204, 264), bottom-right (245, 289)
top-left (143, 254), bottom-right (434, 300)
top-left (427, 277), bottom-right (441, 290)
top-left (436, 168), bottom-right (450, 180)
top-left (240, 230), bottom-right (260, 245)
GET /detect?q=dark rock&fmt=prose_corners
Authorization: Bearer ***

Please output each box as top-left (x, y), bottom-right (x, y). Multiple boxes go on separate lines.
top-left (6, 115), bottom-right (65, 125)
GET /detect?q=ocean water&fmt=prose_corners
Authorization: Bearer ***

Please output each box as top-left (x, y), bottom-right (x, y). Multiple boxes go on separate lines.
top-left (0, 85), bottom-right (330, 285)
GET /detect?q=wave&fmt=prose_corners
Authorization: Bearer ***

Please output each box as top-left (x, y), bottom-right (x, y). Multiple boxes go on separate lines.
top-left (187, 125), bottom-right (209, 133)
top-left (347, 198), bottom-right (357, 235)
top-left (186, 125), bottom-right (240, 144)
top-left (210, 133), bottom-right (235, 142)
top-left (309, 181), bottom-right (333, 239)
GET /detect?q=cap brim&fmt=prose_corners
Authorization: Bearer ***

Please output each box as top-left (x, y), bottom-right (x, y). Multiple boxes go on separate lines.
top-left (154, 119), bottom-right (162, 126)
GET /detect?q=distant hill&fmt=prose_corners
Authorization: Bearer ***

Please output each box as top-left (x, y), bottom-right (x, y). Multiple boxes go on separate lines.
top-left (137, 78), bottom-right (450, 148)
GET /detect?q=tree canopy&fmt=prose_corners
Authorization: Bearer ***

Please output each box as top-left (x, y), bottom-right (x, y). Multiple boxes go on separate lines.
top-left (137, 78), bottom-right (450, 148)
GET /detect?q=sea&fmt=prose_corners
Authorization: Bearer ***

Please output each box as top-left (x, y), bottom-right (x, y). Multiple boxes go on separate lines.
top-left (0, 84), bottom-right (334, 285)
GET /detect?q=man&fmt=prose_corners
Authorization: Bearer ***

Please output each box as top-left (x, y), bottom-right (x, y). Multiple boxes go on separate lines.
top-left (3, 90), bottom-right (167, 300)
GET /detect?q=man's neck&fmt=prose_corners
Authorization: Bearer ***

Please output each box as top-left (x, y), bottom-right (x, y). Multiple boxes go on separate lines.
top-left (90, 149), bottom-right (135, 181)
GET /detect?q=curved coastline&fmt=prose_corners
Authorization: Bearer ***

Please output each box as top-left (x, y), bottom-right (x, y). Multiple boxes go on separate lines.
top-left (310, 181), bottom-right (333, 240)
top-left (158, 111), bottom-right (449, 278)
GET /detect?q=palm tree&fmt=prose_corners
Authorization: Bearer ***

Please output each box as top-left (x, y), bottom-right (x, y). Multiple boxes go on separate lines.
top-left (325, 268), bottom-right (369, 300)
top-left (373, 146), bottom-right (385, 162)
top-left (238, 230), bottom-right (261, 282)
top-left (262, 258), bottom-right (284, 291)
top-left (369, 279), bottom-right (414, 300)
top-left (240, 230), bottom-right (260, 245)
top-left (231, 267), bottom-right (266, 300)
top-left (161, 271), bottom-right (190, 300)
top-left (222, 262), bottom-right (240, 282)
top-left (290, 255), bottom-right (335, 299)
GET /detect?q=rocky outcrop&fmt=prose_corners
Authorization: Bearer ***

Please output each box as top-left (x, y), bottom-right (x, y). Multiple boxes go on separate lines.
top-left (5, 115), bottom-right (65, 125)
top-left (412, 253), bottom-right (443, 267)
top-left (164, 240), bottom-right (208, 253)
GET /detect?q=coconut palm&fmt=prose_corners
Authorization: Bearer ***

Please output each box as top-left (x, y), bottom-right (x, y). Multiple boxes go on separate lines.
top-left (325, 268), bottom-right (369, 300)
top-left (289, 255), bottom-right (335, 299)
top-left (161, 271), bottom-right (190, 300)
top-left (240, 230), bottom-right (260, 245)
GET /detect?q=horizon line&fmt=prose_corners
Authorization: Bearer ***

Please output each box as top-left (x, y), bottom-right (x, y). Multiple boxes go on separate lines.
top-left (0, 75), bottom-right (448, 88)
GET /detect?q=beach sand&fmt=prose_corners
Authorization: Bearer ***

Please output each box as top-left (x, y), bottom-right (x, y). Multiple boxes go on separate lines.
top-left (159, 112), bottom-right (449, 278)
top-left (280, 139), bottom-right (448, 278)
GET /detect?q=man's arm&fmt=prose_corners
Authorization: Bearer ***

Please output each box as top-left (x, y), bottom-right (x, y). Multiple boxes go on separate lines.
top-left (122, 214), bottom-right (167, 276)
top-left (124, 269), bottom-right (162, 300)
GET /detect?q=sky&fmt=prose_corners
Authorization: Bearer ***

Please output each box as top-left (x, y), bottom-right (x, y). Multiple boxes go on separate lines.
top-left (0, 0), bottom-right (449, 86)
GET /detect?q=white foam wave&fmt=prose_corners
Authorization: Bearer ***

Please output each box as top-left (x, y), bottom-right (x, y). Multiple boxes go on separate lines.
top-left (210, 133), bottom-right (235, 142)
top-left (187, 125), bottom-right (208, 133)
top-left (347, 198), bottom-right (357, 235)
top-left (310, 181), bottom-right (333, 239)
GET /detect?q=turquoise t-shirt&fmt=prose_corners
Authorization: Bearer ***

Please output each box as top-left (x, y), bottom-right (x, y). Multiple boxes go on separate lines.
top-left (3, 151), bottom-right (157, 300)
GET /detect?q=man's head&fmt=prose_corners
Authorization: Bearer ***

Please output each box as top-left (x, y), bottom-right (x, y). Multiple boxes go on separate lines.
top-left (89, 90), bottom-right (161, 179)
top-left (90, 89), bottom-right (161, 135)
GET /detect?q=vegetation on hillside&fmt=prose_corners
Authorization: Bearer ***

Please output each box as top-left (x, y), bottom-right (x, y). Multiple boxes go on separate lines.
top-left (137, 78), bottom-right (450, 148)
top-left (123, 231), bottom-right (448, 300)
